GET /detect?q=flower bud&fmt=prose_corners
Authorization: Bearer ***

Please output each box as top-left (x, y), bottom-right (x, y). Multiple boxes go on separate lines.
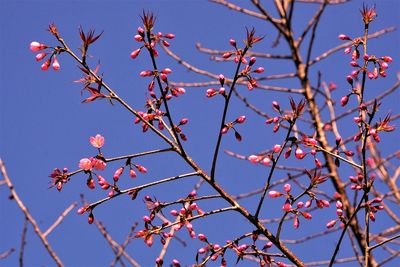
top-left (268, 190), bottom-right (283, 198)
top-left (338, 34), bottom-right (350, 40)
top-left (164, 33), bottom-right (175, 39)
top-left (236, 115), bottom-right (246, 124)
top-left (130, 48), bottom-right (141, 59)
top-left (340, 95), bottom-right (349, 107)
top-left (326, 220), bottom-right (337, 228)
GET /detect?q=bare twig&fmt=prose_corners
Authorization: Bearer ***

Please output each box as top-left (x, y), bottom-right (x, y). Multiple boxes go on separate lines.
top-left (43, 202), bottom-right (77, 238)
top-left (0, 159), bottom-right (64, 267)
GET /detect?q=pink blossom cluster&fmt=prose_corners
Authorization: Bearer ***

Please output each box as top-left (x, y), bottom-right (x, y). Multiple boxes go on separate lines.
top-left (29, 41), bottom-right (60, 71)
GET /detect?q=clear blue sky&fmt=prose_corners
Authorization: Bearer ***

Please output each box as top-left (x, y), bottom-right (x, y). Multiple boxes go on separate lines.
top-left (1, 1), bottom-right (399, 266)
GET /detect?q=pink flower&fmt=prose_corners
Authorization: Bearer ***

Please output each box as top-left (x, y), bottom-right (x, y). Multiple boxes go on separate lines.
top-left (89, 134), bottom-right (105, 148)
top-left (79, 158), bottom-right (92, 171)
top-left (30, 41), bottom-right (47, 52)
top-left (91, 158), bottom-right (106, 171)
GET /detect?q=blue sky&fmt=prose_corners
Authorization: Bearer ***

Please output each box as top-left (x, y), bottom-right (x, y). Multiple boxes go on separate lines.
top-left (1, 1), bottom-right (399, 266)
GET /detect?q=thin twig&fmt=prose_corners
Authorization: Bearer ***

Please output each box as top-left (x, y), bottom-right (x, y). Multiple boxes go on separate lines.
top-left (43, 202), bottom-right (78, 237)
top-left (1, 159), bottom-right (64, 267)
top-left (19, 217), bottom-right (28, 267)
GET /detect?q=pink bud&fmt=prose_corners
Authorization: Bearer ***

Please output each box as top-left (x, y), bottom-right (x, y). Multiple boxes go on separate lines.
top-left (344, 47), bottom-right (352, 54)
top-left (302, 212), bottom-right (312, 220)
top-left (345, 150), bottom-right (354, 157)
top-left (134, 35), bottom-right (143, 42)
top-left (283, 183), bottom-right (291, 193)
top-left (229, 39), bottom-right (236, 47)
top-left (272, 101), bottom-right (280, 111)
top-left (295, 147), bottom-right (306, 159)
top-left (137, 27), bottom-right (144, 35)
top-left (353, 132), bottom-right (362, 142)
top-left (41, 59), bottom-right (51, 71)
top-left (143, 215), bottom-right (151, 223)
top-left (87, 213), bottom-right (94, 224)
top-left (129, 169), bottom-right (137, 178)
top-left (338, 34), bottom-right (350, 40)
top-left (346, 75), bottom-right (353, 85)
top-left (30, 41), bottom-right (47, 52)
top-left (130, 48), bottom-right (141, 59)
top-left (380, 62), bottom-right (389, 70)
top-left (381, 56), bottom-right (393, 63)
top-left (198, 247), bottom-right (207, 254)
top-left (160, 73), bottom-right (168, 82)
top-left (222, 52), bottom-right (233, 58)
top-left (297, 202), bottom-right (304, 209)
top-left (170, 209), bottom-right (179, 216)
top-left (248, 155), bottom-right (260, 164)
top-left (340, 95), bottom-right (349, 107)
top-left (139, 70), bottom-right (153, 77)
top-left (236, 115), bottom-right (246, 123)
top-left (161, 68), bottom-right (172, 74)
top-left (108, 189), bottom-right (115, 197)
top-left (367, 71), bottom-right (374, 79)
top-left (164, 33), bottom-right (175, 39)
top-left (77, 206), bottom-right (87, 214)
top-left (172, 259), bottom-right (181, 267)
top-left (254, 67), bottom-right (264, 73)
top-left (52, 55), bottom-right (60, 70)
top-left (135, 164), bottom-right (147, 173)
top-left (249, 57), bottom-right (256, 65)
top-left (268, 190), bottom-right (283, 198)
top-left (273, 144), bottom-right (281, 153)
top-left (206, 88), bottom-right (216, 98)
top-left (179, 118), bottom-right (188, 125)
top-left (35, 52), bottom-right (47, 61)
top-left (326, 220), bottom-right (337, 228)
top-left (198, 233), bottom-right (207, 242)
top-left (293, 216), bottom-right (299, 229)
top-left (261, 157), bottom-right (271, 166)
top-left (350, 61), bottom-right (359, 67)
top-left (221, 126), bottom-right (229, 134)
top-left (113, 167), bottom-right (124, 181)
